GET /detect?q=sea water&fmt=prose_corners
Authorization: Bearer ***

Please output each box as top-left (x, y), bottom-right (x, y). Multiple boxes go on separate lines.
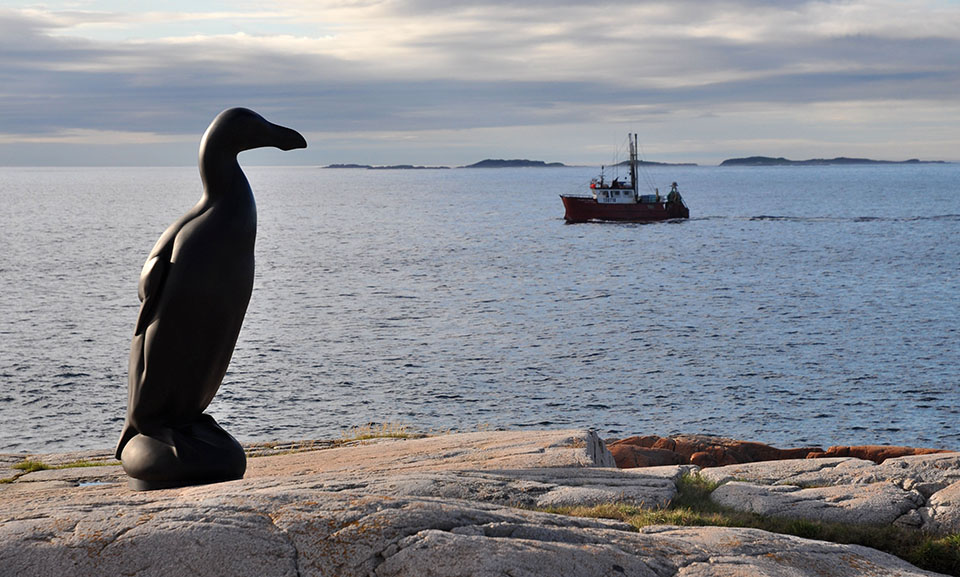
top-left (0, 164), bottom-right (957, 453)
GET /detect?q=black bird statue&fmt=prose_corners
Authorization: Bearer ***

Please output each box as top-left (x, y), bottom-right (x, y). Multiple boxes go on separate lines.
top-left (116, 108), bottom-right (307, 490)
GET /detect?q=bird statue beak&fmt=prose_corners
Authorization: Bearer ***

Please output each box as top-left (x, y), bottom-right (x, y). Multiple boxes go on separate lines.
top-left (270, 123), bottom-right (308, 151)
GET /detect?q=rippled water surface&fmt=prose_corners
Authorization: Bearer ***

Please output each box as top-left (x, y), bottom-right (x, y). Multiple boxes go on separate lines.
top-left (1, 164), bottom-right (957, 452)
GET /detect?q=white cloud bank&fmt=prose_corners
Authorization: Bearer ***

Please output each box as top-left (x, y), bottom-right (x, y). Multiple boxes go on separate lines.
top-left (1, 0), bottom-right (958, 165)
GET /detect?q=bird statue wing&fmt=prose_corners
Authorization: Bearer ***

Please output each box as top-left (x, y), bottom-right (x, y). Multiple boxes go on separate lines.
top-left (132, 205), bottom-right (205, 335)
top-left (117, 218), bottom-right (186, 458)
top-left (133, 254), bottom-right (167, 336)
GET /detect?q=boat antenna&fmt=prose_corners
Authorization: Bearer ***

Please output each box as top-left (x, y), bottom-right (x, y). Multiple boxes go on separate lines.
top-left (635, 140), bottom-right (659, 194)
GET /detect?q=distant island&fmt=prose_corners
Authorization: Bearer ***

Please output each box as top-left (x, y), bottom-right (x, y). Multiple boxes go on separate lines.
top-left (323, 164), bottom-right (450, 170)
top-left (323, 156), bottom-right (949, 169)
top-left (720, 156), bottom-right (947, 166)
top-left (615, 160), bottom-right (698, 167)
top-left (322, 159), bottom-right (566, 169)
top-left (460, 159), bottom-right (566, 168)
top-left (325, 158), bottom-right (696, 170)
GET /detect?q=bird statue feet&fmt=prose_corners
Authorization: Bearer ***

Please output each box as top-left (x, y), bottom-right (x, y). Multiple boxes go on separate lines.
top-left (120, 414), bottom-right (246, 490)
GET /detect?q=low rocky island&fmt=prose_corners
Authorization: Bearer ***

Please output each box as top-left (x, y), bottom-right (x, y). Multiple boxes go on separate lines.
top-left (2, 430), bottom-right (957, 576)
top-left (322, 158), bottom-right (696, 169)
top-left (460, 159), bottom-right (566, 168)
top-left (323, 163), bottom-right (450, 170)
top-left (322, 159), bottom-right (566, 169)
top-left (615, 159), bottom-right (698, 167)
top-left (721, 156), bottom-right (947, 166)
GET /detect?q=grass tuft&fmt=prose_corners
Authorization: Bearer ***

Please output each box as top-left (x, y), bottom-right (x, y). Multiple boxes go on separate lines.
top-left (54, 459), bottom-right (120, 469)
top-left (340, 422), bottom-right (420, 441)
top-left (908, 533), bottom-right (960, 576)
top-left (671, 472), bottom-right (721, 510)
top-left (4, 458), bottom-right (119, 482)
top-left (12, 460), bottom-right (51, 473)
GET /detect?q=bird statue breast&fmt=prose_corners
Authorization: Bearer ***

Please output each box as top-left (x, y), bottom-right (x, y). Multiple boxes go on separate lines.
top-left (116, 108), bottom-right (307, 490)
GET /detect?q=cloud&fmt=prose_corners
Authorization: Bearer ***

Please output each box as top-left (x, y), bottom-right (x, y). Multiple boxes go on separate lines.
top-left (0, 128), bottom-right (187, 145)
top-left (1, 1), bottom-right (959, 164)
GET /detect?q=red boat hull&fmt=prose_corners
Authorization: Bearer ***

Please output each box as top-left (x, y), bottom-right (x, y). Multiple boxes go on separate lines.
top-left (560, 195), bottom-right (689, 223)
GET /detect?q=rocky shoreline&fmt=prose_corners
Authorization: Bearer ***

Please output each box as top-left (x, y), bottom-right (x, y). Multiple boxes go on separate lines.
top-left (2, 430), bottom-right (957, 576)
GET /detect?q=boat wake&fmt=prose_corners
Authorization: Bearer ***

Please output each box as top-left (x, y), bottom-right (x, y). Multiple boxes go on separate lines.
top-left (697, 214), bottom-right (960, 223)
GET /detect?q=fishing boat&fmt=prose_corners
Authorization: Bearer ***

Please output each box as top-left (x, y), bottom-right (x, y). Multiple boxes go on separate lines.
top-left (560, 134), bottom-right (689, 223)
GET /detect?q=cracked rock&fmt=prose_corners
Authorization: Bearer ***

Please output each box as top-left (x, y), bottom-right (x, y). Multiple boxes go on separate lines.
top-left (917, 480), bottom-right (960, 533)
top-left (698, 457), bottom-right (874, 487)
top-left (711, 481), bottom-right (924, 525)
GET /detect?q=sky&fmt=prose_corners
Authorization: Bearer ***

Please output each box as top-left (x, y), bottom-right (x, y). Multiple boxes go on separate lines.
top-left (1, 0), bottom-right (959, 166)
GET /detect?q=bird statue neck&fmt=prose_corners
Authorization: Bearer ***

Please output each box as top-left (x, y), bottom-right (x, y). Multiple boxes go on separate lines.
top-left (199, 148), bottom-right (247, 200)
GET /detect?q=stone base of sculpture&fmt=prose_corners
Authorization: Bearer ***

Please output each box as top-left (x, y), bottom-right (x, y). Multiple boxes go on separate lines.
top-left (120, 413), bottom-right (246, 491)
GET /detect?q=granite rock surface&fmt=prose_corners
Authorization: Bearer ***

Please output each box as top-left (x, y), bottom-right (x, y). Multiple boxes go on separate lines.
top-left (3, 483), bottom-right (944, 577)
top-left (1, 430), bottom-right (955, 577)
top-left (700, 453), bottom-right (960, 532)
top-left (711, 480), bottom-right (924, 525)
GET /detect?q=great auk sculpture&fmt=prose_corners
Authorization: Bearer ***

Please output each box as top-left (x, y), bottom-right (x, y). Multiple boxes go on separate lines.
top-left (116, 108), bottom-right (307, 490)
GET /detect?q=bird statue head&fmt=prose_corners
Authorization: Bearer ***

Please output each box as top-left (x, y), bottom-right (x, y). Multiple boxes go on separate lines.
top-left (200, 107), bottom-right (307, 158)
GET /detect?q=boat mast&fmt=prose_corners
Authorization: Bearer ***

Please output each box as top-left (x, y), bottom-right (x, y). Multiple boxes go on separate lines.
top-left (629, 133), bottom-right (638, 196)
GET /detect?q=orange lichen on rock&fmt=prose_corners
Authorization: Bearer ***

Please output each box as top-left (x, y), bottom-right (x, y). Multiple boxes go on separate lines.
top-left (607, 435), bottom-right (820, 469)
top-left (607, 435), bottom-right (951, 469)
top-left (805, 445), bottom-right (949, 464)
top-left (606, 445), bottom-right (686, 468)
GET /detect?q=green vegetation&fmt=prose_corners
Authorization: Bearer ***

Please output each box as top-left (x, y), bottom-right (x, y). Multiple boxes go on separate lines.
top-left (244, 439), bottom-right (337, 457)
top-left (0, 459), bottom-right (53, 483)
top-left (54, 459), bottom-right (120, 469)
top-left (12, 459), bottom-right (51, 473)
top-left (247, 425), bottom-right (494, 457)
top-left (340, 422), bottom-right (423, 442)
top-left (911, 533), bottom-right (960, 575)
top-left (3, 458), bottom-right (120, 483)
top-left (541, 473), bottom-right (960, 576)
